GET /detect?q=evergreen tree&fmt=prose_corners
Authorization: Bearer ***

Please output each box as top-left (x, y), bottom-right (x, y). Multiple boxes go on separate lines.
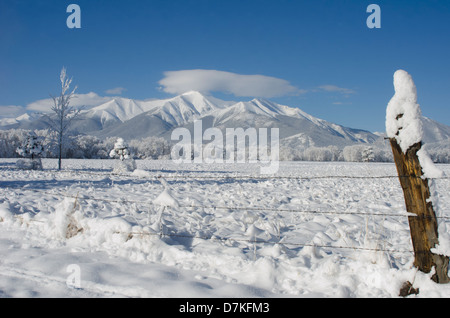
top-left (16, 132), bottom-right (43, 170)
top-left (109, 138), bottom-right (131, 161)
top-left (109, 138), bottom-right (136, 173)
top-left (16, 132), bottom-right (43, 160)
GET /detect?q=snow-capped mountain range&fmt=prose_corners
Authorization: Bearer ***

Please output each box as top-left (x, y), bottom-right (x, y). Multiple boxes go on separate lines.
top-left (78, 91), bottom-right (379, 148)
top-left (2, 91), bottom-right (449, 149)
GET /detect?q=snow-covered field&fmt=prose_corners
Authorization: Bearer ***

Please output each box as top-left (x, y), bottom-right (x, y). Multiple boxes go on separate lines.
top-left (0, 158), bottom-right (449, 298)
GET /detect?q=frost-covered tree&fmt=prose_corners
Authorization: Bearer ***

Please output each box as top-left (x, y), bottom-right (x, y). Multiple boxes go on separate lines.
top-left (69, 135), bottom-right (104, 159)
top-left (303, 146), bottom-right (335, 161)
top-left (0, 129), bottom-right (29, 158)
top-left (43, 67), bottom-right (80, 170)
top-left (16, 132), bottom-right (43, 159)
top-left (109, 138), bottom-right (136, 173)
top-left (16, 132), bottom-right (43, 170)
top-left (343, 145), bottom-right (364, 162)
top-left (361, 146), bottom-right (375, 162)
top-left (109, 138), bottom-right (131, 161)
top-left (129, 137), bottom-right (171, 159)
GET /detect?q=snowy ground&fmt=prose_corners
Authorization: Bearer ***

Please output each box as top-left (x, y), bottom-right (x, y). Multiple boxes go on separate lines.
top-left (0, 158), bottom-right (449, 298)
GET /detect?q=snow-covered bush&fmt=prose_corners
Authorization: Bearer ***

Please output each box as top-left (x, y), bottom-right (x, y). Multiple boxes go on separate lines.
top-left (109, 138), bottom-right (131, 161)
top-left (109, 138), bottom-right (136, 173)
top-left (15, 132), bottom-right (43, 170)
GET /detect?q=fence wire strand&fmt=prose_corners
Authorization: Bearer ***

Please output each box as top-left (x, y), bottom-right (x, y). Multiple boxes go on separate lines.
top-left (3, 183), bottom-right (450, 220)
top-left (2, 166), bottom-right (449, 256)
top-left (48, 168), bottom-right (450, 181)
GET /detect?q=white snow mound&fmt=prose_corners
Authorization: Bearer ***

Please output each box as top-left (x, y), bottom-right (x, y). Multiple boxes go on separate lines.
top-left (386, 70), bottom-right (424, 153)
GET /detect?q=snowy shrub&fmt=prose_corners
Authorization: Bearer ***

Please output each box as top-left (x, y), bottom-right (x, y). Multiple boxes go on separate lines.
top-left (112, 159), bottom-right (137, 174)
top-left (110, 138), bottom-right (136, 173)
top-left (15, 132), bottom-right (43, 170)
top-left (110, 138), bottom-right (131, 161)
top-left (16, 158), bottom-right (42, 170)
top-left (16, 132), bottom-right (43, 158)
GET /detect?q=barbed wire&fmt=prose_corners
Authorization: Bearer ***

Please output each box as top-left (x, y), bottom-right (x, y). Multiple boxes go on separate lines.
top-left (2, 164), bottom-right (449, 181)
top-left (0, 191), bottom-right (443, 256)
top-left (7, 211), bottom-right (415, 255)
top-left (50, 168), bottom-right (450, 181)
top-left (126, 229), bottom-right (415, 254)
top-left (1, 165), bottom-right (448, 256)
top-left (3, 186), bottom-right (450, 220)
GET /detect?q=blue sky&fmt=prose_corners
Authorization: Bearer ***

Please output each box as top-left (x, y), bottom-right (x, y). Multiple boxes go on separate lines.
top-left (1, 0), bottom-right (449, 132)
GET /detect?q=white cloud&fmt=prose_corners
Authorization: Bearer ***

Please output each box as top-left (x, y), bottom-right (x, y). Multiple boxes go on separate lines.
top-left (105, 87), bottom-right (126, 95)
top-left (26, 92), bottom-right (114, 113)
top-left (158, 69), bottom-right (304, 98)
top-left (0, 105), bottom-right (27, 118)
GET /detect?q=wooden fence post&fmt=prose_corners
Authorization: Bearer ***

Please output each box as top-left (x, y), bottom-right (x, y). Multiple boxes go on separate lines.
top-left (387, 70), bottom-right (449, 285)
top-left (389, 137), bottom-right (449, 284)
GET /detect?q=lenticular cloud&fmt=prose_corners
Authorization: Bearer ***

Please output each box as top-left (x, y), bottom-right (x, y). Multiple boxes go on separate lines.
top-left (158, 69), bottom-right (304, 98)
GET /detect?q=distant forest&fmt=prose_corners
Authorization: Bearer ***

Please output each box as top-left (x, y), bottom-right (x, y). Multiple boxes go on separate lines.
top-left (1, 128), bottom-right (449, 163)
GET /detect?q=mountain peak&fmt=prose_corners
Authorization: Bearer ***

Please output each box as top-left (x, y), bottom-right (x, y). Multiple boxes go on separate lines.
top-left (181, 90), bottom-right (205, 97)
top-left (250, 97), bottom-right (270, 103)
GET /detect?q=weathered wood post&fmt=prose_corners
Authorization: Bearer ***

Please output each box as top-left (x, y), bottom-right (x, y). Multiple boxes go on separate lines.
top-left (386, 70), bottom-right (449, 284)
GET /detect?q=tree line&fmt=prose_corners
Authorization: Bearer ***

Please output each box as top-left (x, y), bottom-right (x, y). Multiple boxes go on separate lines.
top-left (2, 128), bottom-right (448, 163)
top-left (0, 129), bottom-right (171, 160)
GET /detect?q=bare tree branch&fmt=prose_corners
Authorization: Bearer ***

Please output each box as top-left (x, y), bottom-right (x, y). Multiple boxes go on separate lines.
top-left (44, 67), bottom-right (81, 170)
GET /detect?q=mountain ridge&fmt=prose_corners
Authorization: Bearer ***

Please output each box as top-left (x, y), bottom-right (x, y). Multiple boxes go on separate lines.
top-left (1, 91), bottom-right (449, 151)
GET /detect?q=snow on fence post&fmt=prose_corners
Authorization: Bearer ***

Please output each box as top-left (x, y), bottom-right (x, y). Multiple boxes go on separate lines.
top-left (386, 70), bottom-right (449, 284)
